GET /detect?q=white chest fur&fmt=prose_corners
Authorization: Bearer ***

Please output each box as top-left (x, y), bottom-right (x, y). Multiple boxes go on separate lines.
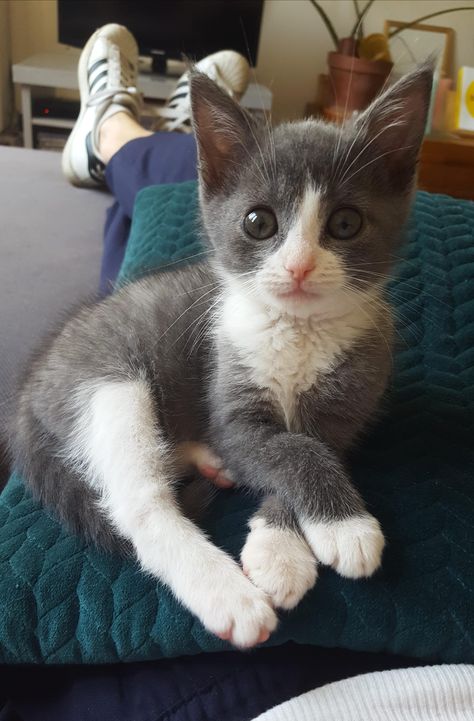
top-left (217, 291), bottom-right (373, 428)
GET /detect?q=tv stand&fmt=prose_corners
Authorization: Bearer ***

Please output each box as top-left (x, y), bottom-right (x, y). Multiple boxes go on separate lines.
top-left (12, 47), bottom-right (272, 149)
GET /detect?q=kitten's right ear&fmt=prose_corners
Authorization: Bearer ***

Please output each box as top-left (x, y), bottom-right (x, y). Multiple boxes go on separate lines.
top-left (190, 71), bottom-right (256, 194)
top-left (354, 63), bottom-right (433, 190)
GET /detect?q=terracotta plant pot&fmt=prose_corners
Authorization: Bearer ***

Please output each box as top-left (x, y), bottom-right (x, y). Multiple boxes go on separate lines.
top-left (326, 51), bottom-right (393, 116)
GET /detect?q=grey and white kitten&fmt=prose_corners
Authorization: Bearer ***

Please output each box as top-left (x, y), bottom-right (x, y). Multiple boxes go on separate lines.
top-left (11, 66), bottom-right (432, 648)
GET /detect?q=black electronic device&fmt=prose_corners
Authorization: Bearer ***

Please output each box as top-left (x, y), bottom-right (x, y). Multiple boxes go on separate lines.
top-left (57, 0), bottom-right (264, 72)
top-left (32, 97), bottom-right (80, 120)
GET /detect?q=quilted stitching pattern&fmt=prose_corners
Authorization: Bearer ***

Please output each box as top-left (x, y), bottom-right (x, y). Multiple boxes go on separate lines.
top-left (0, 184), bottom-right (473, 665)
top-left (117, 180), bottom-right (202, 285)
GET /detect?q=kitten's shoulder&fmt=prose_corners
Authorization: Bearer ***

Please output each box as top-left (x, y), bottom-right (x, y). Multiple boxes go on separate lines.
top-left (115, 261), bottom-right (216, 307)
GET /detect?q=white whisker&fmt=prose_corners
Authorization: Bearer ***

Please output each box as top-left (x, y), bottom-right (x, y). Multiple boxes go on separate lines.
top-left (339, 142), bottom-right (415, 187)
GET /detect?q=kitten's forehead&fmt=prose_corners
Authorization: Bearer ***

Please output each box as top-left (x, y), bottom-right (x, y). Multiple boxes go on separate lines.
top-left (270, 121), bottom-right (343, 191)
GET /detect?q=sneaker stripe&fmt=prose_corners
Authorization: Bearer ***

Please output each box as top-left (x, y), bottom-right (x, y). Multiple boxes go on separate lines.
top-left (168, 91), bottom-right (189, 103)
top-left (175, 79), bottom-right (189, 90)
top-left (89, 64), bottom-right (108, 87)
top-left (87, 58), bottom-right (107, 78)
top-left (90, 70), bottom-right (108, 92)
top-left (85, 132), bottom-right (105, 183)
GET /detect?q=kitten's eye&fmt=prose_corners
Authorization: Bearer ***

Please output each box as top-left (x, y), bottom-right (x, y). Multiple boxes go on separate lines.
top-left (243, 207), bottom-right (278, 240)
top-left (327, 207), bottom-right (362, 240)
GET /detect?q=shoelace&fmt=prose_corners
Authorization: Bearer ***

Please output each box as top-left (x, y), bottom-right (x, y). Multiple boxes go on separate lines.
top-left (157, 63), bottom-right (235, 133)
top-left (87, 86), bottom-right (141, 110)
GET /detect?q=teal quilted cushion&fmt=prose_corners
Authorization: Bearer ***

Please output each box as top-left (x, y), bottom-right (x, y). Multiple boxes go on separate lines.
top-left (1, 182), bottom-right (473, 664)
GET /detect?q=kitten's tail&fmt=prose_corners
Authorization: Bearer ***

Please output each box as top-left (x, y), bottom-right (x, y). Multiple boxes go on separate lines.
top-left (9, 403), bottom-right (125, 555)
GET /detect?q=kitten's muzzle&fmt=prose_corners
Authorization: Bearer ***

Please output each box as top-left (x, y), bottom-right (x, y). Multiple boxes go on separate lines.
top-left (276, 283), bottom-right (321, 301)
top-left (284, 258), bottom-right (316, 283)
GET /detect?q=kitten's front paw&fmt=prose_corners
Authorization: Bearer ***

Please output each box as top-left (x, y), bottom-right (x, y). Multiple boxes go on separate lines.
top-left (200, 569), bottom-right (278, 648)
top-left (302, 514), bottom-right (385, 579)
top-left (241, 518), bottom-right (318, 609)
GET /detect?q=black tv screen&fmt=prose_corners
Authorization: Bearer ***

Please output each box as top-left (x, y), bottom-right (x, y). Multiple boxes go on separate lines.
top-left (58, 0), bottom-right (264, 65)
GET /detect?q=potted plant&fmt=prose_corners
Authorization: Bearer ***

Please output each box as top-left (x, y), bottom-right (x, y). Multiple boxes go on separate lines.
top-left (310, 0), bottom-right (474, 119)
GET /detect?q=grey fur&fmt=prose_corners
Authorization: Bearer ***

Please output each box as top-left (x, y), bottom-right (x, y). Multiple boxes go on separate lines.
top-left (10, 66), bottom-right (432, 553)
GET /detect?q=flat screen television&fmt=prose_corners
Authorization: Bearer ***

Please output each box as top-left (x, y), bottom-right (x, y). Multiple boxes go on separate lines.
top-left (57, 0), bottom-right (264, 69)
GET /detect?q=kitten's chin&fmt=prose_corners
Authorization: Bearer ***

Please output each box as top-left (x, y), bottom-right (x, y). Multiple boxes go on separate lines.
top-left (265, 288), bottom-right (327, 318)
top-left (277, 288), bottom-right (320, 302)
top-left (262, 285), bottom-right (354, 320)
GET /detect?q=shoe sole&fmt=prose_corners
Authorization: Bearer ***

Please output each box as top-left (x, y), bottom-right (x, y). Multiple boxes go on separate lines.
top-left (62, 27), bottom-right (105, 187)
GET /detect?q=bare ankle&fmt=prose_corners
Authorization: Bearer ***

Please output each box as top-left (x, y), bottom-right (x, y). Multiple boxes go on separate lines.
top-left (99, 112), bottom-right (152, 164)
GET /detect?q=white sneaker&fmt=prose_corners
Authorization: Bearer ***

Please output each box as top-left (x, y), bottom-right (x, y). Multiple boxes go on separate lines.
top-left (157, 50), bottom-right (250, 133)
top-left (62, 24), bottom-right (141, 187)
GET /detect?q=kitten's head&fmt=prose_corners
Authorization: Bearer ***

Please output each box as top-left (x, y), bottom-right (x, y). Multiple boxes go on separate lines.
top-left (191, 65), bottom-right (432, 319)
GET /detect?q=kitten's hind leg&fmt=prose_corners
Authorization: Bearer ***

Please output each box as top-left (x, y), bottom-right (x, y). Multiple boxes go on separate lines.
top-left (241, 496), bottom-right (318, 610)
top-left (83, 380), bottom-right (277, 648)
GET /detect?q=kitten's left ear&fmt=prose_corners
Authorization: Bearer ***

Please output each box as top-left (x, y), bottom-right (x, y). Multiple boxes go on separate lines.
top-left (355, 63), bottom-right (433, 189)
top-left (190, 71), bottom-right (257, 194)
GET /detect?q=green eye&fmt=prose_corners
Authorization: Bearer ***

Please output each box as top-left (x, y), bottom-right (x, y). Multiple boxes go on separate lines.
top-left (327, 207), bottom-right (362, 240)
top-left (243, 207), bottom-right (278, 240)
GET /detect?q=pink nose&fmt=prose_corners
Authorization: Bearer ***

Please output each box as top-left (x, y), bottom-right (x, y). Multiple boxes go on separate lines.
top-left (284, 260), bottom-right (315, 282)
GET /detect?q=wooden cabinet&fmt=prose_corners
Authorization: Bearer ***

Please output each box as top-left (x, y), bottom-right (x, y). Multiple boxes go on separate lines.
top-left (418, 134), bottom-right (474, 201)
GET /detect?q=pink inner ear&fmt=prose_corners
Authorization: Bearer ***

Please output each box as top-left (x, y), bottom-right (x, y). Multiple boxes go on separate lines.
top-left (354, 66), bottom-right (433, 175)
top-left (190, 73), bottom-right (256, 191)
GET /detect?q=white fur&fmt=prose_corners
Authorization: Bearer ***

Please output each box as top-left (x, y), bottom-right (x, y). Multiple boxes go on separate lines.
top-left (279, 186), bottom-right (320, 274)
top-left (241, 517), bottom-right (318, 609)
top-left (217, 185), bottom-right (380, 428)
top-left (217, 291), bottom-right (375, 430)
top-left (75, 380), bottom-right (277, 647)
top-left (302, 515), bottom-right (385, 578)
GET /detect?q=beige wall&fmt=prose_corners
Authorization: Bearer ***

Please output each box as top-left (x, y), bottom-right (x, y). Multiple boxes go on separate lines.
top-left (9, 0), bottom-right (59, 63)
top-left (3, 0), bottom-right (474, 124)
top-left (0, 0), bottom-right (12, 131)
top-left (258, 0), bottom-right (474, 120)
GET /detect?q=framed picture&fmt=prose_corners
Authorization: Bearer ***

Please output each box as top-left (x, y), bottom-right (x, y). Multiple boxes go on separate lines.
top-left (384, 20), bottom-right (454, 80)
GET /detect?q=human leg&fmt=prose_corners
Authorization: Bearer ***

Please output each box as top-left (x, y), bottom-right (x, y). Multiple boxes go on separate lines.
top-left (62, 24), bottom-right (249, 292)
top-left (62, 24), bottom-right (141, 188)
top-left (99, 112), bottom-right (151, 164)
top-left (99, 130), bottom-right (198, 293)
top-left (62, 23), bottom-right (249, 192)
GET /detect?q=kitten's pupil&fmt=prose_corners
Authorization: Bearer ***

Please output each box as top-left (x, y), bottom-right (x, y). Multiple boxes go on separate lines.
top-left (327, 208), bottom-right (362, 240)
top-left (244, 208), bottom-right (278, 240)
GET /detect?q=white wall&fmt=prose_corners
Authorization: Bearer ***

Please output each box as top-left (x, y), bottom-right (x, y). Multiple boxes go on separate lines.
top-left (3, 0), bottom-right (474, 123)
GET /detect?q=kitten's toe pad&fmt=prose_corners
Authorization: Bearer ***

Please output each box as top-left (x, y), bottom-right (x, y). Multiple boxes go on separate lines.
top-left (200, 465), bottom-right (234, 489)
top-left (241, 518), bottom-right (318, 610)
top-left (177, 441), bottom-right (234, 488)
top-left (302, 514), bottom-right (385, 578)
top-left (201, 570), bottom-right (278, 648)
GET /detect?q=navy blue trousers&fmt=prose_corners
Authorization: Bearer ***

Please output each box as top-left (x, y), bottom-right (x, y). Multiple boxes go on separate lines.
top-left (0, 646), bottom-right (415, 721)
top-left (100, 130), bottom-right (198, 294)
